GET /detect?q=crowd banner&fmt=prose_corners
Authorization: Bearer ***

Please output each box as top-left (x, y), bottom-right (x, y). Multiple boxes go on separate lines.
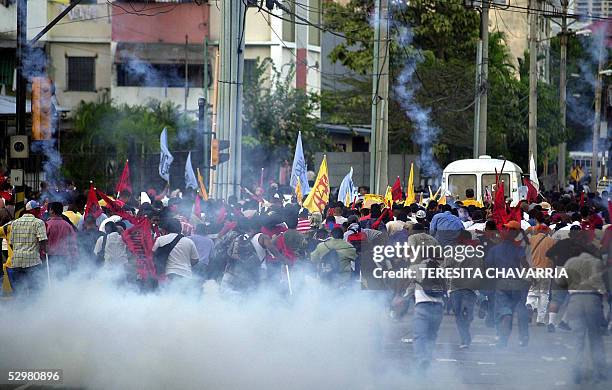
top-left (529, 153), bottom-right (539, 190)
top-left (83, 182), bottom-right (102, 219)
top-left (391, 176), bottom-right (402, 201)
top-left (404, 162), bottom-right (415, 205)
top-left (185, 152), bottom-right (198, 190)
top-left (289, 131), bottom-right (311, 195)
top-left (115, 160), bottom-right (131, 196)
top-left (196, 168), bottom-right (209, 201)
top-left (295, 177), bottom-right (303, 206)
top-left (159, 128), bottom-right (174, 183)
top-left (302, 155), bottom-right (329, 213)
top-left (337, 167), bottom-right (355, 207)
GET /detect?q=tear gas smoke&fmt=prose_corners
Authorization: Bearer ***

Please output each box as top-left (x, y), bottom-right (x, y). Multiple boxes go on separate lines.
top-left (0, 269), bottom-right (388, 390)
top-left (392, 16), bottom-right (442, 180)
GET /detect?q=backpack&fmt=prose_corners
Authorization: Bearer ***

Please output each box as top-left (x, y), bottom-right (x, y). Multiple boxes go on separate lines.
top-left (417, 259), bottom-right (447, 298)
top-left (207, 231), bottom-right (239, 281)
top-left (318, 243), bottom-right (341, 281)
top-left (153, 234), bottom-right (183, 277)
top-left (225, 234), bottom-right (262, 291)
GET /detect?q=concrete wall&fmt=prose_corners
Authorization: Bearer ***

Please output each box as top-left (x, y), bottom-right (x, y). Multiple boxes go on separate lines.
top-left (314, 152), bottom-right (420, 189)
top-left (49, 42), bottom-right (111, 109)
top-left (111, 2), bottom-right (210, 44)
top-left (0, 0), bottom-right (48, 41)
top-left (47, 2), bottom-right (110, 43)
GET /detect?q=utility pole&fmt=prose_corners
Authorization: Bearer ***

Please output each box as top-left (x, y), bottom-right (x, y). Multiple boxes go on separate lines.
top-left (14, 0), bottom-right (27, 218)
top-left (215, 0), bottom-right (246, 199)
top-left (477, 1), bottom-right (489, 157)
top-left (473, 38), bottom-right (482, 159)
top-left (201, 37), bottom-right (210, 187)
top-left (528, 0), bottom-right (539, 169)
top-left (592, 40), bottom-right (604, 187)
top-left (369, 0), bottom-right (389, 194)
top-left (557, 0), bottom-right (568, 189)
top-left (184, 34), bottom-right (189, 113)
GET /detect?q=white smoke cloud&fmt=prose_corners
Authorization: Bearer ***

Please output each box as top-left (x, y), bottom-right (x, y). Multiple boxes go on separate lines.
top-left (0, 271), bottom-right (387, 390)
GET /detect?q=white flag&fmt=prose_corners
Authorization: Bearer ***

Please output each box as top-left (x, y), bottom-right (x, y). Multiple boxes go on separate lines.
top-left (337, 167), bottom-right (356, 206)
top-left (529, 153), bottom-right (539, 190)
top-left (289, 131), bottom-right (310, 195)
top-left (185, 151), bottom-right (198, 190)
top-left (159, 128), bottom-right (174, 182)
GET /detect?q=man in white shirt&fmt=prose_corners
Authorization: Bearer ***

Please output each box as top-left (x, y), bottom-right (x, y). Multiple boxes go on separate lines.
top-left (153, 218), bottom-right (199, 281)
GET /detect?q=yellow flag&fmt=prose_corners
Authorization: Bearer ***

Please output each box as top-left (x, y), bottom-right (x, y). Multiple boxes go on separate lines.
top-left (404, 162), bottom-right (415, 206)
top-left (438, 194), bottom-right (447, 205)
top-left (1, 224), bottom-right (13, 295)
top-left (418, 192), bottom-right (424, 205)
top-left (303, 156), bottom-right (330, 213)
top-left (432, 186), bottom-right (441, 201)
top-left (196, 168), bottom-right (209, 201)
top-left (295, 177), bottom-right (303, 206)
top-left (384, 186), bottom-right (393, 208)
top-left (428, 185), bottom-right (433, 199)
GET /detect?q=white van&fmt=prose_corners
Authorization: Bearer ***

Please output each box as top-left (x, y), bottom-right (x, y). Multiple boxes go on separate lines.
top-left (442, 156), bottom-right (524, 205)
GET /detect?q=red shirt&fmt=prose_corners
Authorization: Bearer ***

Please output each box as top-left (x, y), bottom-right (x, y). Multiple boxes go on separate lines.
top-left (46, 216), bottom-right (77, 256)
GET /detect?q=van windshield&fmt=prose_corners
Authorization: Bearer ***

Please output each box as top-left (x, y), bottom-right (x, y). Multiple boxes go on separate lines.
top-left (482, 174), bottom-right (510, 198)
top-left (448, 174), bottom-right (477, 200)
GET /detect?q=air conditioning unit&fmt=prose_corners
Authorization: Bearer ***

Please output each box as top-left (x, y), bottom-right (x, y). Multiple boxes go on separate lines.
top-left (10, 135), bottom-right (29, 159)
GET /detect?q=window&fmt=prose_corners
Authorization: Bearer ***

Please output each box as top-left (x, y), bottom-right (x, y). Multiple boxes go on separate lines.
top-left (447, 174), bottom-right (477, 200)
top-left (67, 57), bottom-right (95, 91)
top-left (482, 174), bottom-right (509, 198)
top-left (243, 59), bottom-right (257, 84)
top-left (308, 0), bottom-right (321, 46)
top-left (282, 2), bottom-right (295, 42)
top-left (116, 62), bottom-right (206, 88)
top-left (352, 136), bottom-right (368, 152)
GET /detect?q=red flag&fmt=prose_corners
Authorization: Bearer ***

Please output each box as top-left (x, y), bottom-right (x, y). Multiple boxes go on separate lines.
top-left (523, 177), bottom-right (538, 203)
top-left (121, 219), bottom-right (156, 280)
top-left (194, 194), bottom-right (202, 219)
top-left (84, 183), bottom-right (102, 219)
top-left (492, 181), bottom-right (509, 229)
top-left (115, 160), bottom-right (131, 195)
top-left (96, 190), bottom-right (139, 225)
top-left (391, 176), bottom-right (403, 201)
top-left (579, 191), bottom-right (585, 207)
top-left (607, 200), bottom-right (612, 224)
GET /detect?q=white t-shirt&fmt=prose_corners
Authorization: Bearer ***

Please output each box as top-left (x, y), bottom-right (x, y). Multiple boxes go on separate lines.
top-left (94, 232), bottom-right (128, 267)
top-left (153, 233), bottom-right (199, 278)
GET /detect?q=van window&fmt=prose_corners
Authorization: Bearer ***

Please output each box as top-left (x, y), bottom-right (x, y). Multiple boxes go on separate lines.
top-left (482, 174), bottom-right (510, 197)
top-left (448, 174), bottom-right (477, 199)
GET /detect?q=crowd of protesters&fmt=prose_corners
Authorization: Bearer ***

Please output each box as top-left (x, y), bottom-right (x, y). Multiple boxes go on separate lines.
top-left (0, 177), bottom-right (611, 384)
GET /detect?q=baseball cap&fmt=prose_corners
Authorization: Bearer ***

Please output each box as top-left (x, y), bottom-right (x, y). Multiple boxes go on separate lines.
top-left (415, 210), bottom-right (426, 219)
top-left (25, 200), bottom-right (41, 211)
top-left (503, 220), bottom-right (521, 230)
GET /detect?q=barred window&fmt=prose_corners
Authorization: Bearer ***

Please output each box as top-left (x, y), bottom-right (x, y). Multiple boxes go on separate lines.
top-left (67, 57), bottom-right (95, 92)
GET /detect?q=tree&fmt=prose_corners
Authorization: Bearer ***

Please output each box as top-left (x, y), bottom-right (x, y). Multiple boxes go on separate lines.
top-left (241, 59), bottom-right (333, 186)
top-left (65, 100), bottom-right (193, 189)
top-left (322, 0), bottom-right (565, 171)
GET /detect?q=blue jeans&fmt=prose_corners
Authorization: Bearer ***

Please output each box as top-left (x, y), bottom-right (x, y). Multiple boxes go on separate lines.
top-left (450, 289), bottom-right (476, 345)
top-left (413, 302), bottom-right (444, 370)
top-left (9, 264), bottom-right (43, 297)
top-left (567, 294), bottom-right (607, 379)
top-left (495, 288), bottom-right (529, 346)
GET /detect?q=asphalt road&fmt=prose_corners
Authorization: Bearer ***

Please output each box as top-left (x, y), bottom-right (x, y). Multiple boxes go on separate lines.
top-left (380, 311), bottom-right (612, 390)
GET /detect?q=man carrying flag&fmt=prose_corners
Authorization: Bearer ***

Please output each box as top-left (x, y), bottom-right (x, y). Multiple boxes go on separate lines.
top-left (290, 131), bottom-right (310, 195)
top-left (303, 156), bottom-right (329, 213)
top-left (159, 128), bottom-right (174, 184)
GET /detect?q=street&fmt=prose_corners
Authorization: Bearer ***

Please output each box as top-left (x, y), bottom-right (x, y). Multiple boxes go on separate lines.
top-left (381, 312), bottom-right (612, 389)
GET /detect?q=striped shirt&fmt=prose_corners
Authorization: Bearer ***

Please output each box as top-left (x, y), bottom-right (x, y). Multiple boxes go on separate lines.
top-left (10, 214), bottom-right (47, 268)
